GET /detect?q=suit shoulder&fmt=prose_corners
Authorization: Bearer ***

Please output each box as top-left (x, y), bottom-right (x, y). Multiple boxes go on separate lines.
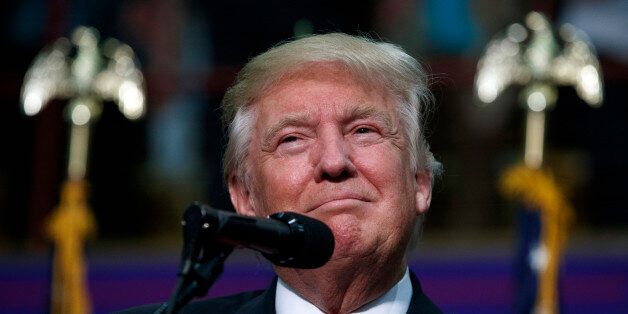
top-left (183, 289), bottom-right (267, 313)
top-left (114, 289), bottom-right (267, 314)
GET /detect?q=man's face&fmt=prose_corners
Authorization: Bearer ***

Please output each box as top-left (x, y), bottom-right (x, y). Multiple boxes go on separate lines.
top-left (229, 63), bottom-right (432, 263)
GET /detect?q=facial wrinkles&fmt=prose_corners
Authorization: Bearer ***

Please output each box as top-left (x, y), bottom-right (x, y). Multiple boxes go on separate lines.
top-left (260, 112), bottom-right (313, 152)
top-left (343, 105), bottom-right (392, 134)
top-left (346, 104), bottom-right (405, 150)
top-left (247, 70), bottom-right (412, 216)
top-left (259, 103), bottom-right (404, 154)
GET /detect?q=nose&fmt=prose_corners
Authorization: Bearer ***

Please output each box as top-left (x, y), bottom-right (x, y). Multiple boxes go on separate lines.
top-left (312, 129), bottom-right (357, 182)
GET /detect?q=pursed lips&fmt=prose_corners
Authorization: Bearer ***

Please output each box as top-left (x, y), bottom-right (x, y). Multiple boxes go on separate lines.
top-left (307, 192), bottom-right (372, 212)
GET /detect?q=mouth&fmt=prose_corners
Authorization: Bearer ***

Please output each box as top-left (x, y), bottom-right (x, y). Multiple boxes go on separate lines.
top-left (308, 193), bottom-right (372, 212)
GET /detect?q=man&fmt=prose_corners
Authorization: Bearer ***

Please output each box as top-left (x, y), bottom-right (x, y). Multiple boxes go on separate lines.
top-left (123, 32), bottom-right (442, 314)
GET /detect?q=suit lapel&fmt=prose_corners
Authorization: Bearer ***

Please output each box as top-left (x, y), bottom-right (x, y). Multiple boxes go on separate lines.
top-left (236, 277), bottom-right (277, 314)
top-left (407, 271), bottom-right (443, 314)
top-left (238, 273), bottom-right (442, 314)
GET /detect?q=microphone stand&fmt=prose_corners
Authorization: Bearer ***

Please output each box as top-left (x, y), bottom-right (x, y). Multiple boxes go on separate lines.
top-left (161, 245), bottom-right (233, 314)
top-left (155, 203), bottom-right (234, 314)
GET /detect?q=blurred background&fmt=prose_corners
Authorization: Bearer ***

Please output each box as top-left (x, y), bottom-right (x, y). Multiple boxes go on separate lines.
top-left (1, 0), bottom-right (626, 313)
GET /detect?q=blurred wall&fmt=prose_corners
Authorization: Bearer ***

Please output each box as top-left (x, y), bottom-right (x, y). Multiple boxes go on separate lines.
top-left (0, 0), bottom-right (627, 245)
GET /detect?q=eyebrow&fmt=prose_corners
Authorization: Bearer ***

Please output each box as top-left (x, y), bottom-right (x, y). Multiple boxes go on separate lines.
top-left (344, 105), bottom-right (395, 131)
top-left (260, 104), bottom-right (397, 149)
top-left (262, 112), bottom-right (312, 148)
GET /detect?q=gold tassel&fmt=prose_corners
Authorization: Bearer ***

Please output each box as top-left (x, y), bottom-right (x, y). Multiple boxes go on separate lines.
top-left (500, 164), bottom-right (574, 314)
top-left (46, 180), bottom-right (96, 314)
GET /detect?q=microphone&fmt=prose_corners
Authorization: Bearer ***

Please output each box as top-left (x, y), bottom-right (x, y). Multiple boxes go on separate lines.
top-left (183, 203), bottom-right (335, 269)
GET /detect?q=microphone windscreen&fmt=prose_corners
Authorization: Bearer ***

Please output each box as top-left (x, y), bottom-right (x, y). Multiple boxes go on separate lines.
top-left (264, 212), bottom-right (335, 269)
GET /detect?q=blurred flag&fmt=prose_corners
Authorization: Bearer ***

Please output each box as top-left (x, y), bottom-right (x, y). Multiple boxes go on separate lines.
top-left (500, 164), bottom-right (574, 314)
top-left (473, 11), bottom-right (598, 313)
top-left (22, 25), bottom-right (145, 314)
top-left (46, 180), bottom-right (96, 314)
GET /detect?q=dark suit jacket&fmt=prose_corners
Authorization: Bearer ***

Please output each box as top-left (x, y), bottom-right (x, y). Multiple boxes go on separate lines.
top-left (117, 271), bottom-right (442, 314)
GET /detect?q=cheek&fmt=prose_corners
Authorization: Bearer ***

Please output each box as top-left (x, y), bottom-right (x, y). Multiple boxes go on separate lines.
top-left (355, 146), bottom-right (417, 220)
top-left (355, 146), bottom-right (410, 188)
top-left (255, 156), bottom-right (313, 212)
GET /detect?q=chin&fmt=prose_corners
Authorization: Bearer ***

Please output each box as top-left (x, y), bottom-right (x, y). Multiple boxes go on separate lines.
top-left (328, 229), bottom-right (377, 262)
top-left (315, 212), bottom-right (383, 262)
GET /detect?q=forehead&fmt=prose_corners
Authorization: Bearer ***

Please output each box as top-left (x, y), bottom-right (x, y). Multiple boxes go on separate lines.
top-left (254, 63), bottom-right (396, 119)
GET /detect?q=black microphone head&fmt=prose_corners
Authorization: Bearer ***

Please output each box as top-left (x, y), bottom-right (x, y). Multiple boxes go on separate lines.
top-left (263, 212), bottom-right (335, 269)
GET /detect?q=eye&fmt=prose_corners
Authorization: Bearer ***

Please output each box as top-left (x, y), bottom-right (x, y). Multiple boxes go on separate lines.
top-left (276, 133), bottom-right (310, 155)
top-left (353, 125), bottom-right (380, 135)
top-left (355, 127), bottom-right (373, 134)
top-left (349, 124), bottom-right (383, 146)
top-left (280, 135), bottom-right (299, 143)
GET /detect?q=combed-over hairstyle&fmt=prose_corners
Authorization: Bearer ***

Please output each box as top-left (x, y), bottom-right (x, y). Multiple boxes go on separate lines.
top-left (221, 33), bottom-right (440, 185)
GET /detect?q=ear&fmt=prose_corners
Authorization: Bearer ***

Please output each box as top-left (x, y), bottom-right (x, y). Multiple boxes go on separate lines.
top-left (414, 170), bottom-right (432, 215)
top-left (228, 175), bottom-right (257, 217)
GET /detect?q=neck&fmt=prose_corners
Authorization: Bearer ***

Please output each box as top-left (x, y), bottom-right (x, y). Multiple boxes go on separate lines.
top-left (275, 254), bottom-right (407, 314)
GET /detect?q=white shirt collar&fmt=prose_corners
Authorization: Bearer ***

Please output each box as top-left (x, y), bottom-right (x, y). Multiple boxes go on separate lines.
top-left (275, 268), bottom-right (412, 314)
